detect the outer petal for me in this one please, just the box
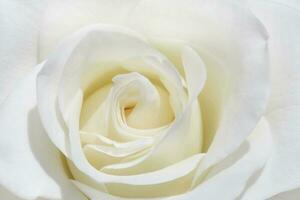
[39,0,142,60]
[0,186,22,200]
[0,65,86,200]
[0,0,144,103]
[242,0,300,199]
[0,0,44,103]
[257,0,300,9]
[166,118,272,200]
[270,189,300,200]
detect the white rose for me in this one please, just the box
[0,0,299,199]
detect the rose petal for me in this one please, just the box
[0,0,44,103]
[0,186,22,200]
[270,188,300,200]
[39,0,143,60]
[263,0,300,9]
[242,1,300,198]
[167,118,272,200]
[0,64,86,200]
[182,46,207,101]
[72,181,125,200]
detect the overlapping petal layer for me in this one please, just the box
[0,64,86,200]
[242,0,300,199]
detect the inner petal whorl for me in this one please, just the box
[80,72,175,136]
[111,72,174,129]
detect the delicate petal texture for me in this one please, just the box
[241,0,300,199]
[0,65,86,200]
[270,189,300,200]
[0,0,143,103]
[0,0,44,103]
[257,0,300,9]
[39,0,142,60]
[73,180,166,200]
[0,186,22,200]
[182,46,207,100]
[73,181,121,200]
[65,89,201,198]
[166,118,272,200]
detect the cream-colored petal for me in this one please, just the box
[72,181,127,200]
[66,90,205,198]
[182,46,207,100]
[269,189,300,200]
[167,118,272,200]
[101,46,205,175]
